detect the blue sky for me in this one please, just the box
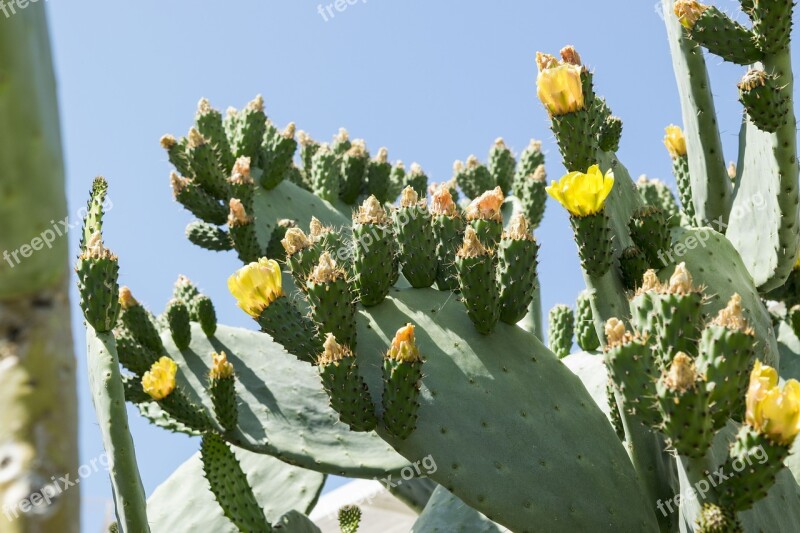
[42,1,792,530]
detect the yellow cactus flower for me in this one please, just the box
[674,0,708,30]
[545,165,614,217]
[663,125,687,158]
[142,357,178,401]
[746,360,800,446]
[536,62,585,116]
[210,352,234,380]
[227,258,284,318]
[387,324,421,363]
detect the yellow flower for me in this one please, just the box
[746,360,800,446]
[142,357,177,400]
[387,324,421,363]
[663,125,687,158]
[674,0,708,30]
[536,62,584,116]
[545,165,614,217]
[227,258,283,318]
[210,352,234,380]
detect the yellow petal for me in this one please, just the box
[142,357,178,401]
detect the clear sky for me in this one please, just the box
[41,1,796,531]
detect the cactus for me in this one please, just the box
[76,4,800,530]
[547,304,574,358]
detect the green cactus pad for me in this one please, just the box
[195,100,235,173]
[340,144,369,204]
[76,253,120,333]
[496,232,539,325]
[382,358,423,440]
[719,427,791,512]
[749,0,793,54]
[337,505,361,533]
[432,213,465,291]
[393,203,438,289]
[229,217,262,264]
[672,154,696,223]
[457,159,495,200]
[352,221,398,307]
[575,290,600,351]
[636,176,681,227]
[738,71,789,133]
[173,177,229,225]
[210,374,238,432]
[697,325,755,429]
[359,288,657,532]
[628,206,671,267]
[455,252,500,335]
[231,98,267,160]
[311,146,342,203]
[676,421,800,531]
[187,134,229,200]
[570,212,613,278]
[148,443,324,533]
[658,228,778,366]
[604,337,660,427]
[412,486,504,532]
[162,135,192,178]
[260,125,297,190]
[514,168,548,230]
[388,162,406,201]
[166,299,192,350]
[689,6,762,65]
[153,322,410,476]
[662,0,732,228]
[272,511,321,532]
[561,351,617,430]
[618,246,648,292]
[468,218,503,249]
[186,221,233,252]
[598,115,623,153]
[366,153,392,203]
[319,355,377,432]
[725,113,799,291]
[696,504,742,533]
[488,139,516,195]
[199,433,271,532]
[192,295,217,337]
[404,165,429,199]
[547,304,574,359]
[656,371,714,458]
[550,109,596,173]
[158,386,214,433]
[115,326,159,376]
[256,296,322,364]
[513,140,544,195]
[86,328,150,532]
[387,478,437,513]
[120,302,165,355]
[307,276,358,351]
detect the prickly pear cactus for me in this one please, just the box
[76,3,800,532]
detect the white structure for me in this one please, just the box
[310,479,417,532]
